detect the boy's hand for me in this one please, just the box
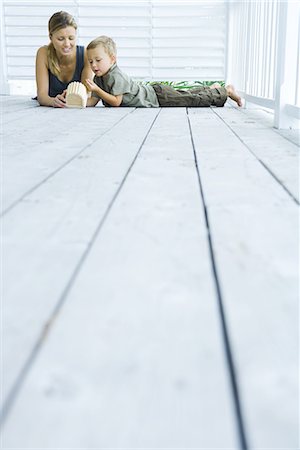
[85,79,98,92]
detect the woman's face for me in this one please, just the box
[50,26,77,57]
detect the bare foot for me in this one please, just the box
[226,84,242,107]
[210,82,222,89]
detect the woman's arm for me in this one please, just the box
[35,46,66,107]
[85,79,123,107]
[81,49,94,88]
[87,96,100,107]
[81,49,95,105]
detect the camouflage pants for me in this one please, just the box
[152,84,227,107]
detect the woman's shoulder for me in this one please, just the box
[37,45,48,55]
[36,45,48,60]
[36,45,49,67]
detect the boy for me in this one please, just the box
[85,36,242,108]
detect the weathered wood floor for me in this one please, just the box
[1,96,299,449]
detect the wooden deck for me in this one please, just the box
[1,96,299,449]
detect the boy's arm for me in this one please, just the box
[86,79,123,107]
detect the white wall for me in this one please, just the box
[0,0,9,94]
[1,0,227,95]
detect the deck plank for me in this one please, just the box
[3,104,54,127]
[2,107,238,448]
[1,96,42,122]
[2,97,297,447]
[2,107,159,404]
[2,106,132,213]
[189,107,298,448]
[213,106,299,203]
[1,95,38,108]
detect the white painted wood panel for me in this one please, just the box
[153,36,225,47]
[2,105,160,406]
[4,4,77,16]
[152,27,225,38]
[214,106,299,202]
[81,27,151,38]
[2,0,227,86]
[1,95,38,112]
[152,3,226,17]
[5,26,47,36]
[1,99,51,124]
[2,102,130,213]
[2,96,297,446]
[79,17,151,27]
[77,4,151,17]
[189,107,298,448]
[153,68,224,80]
[153,57,224,67]
[153,16,224,27]
[2,106,238,448]
[154,47,225,57]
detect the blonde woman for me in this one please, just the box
[35,11,92,107]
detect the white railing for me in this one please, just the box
[227,0,300,129]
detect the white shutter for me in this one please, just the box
[2,0,227,85]
[3,1,77,80]
[152,1,226,80]
[78,1,152,78]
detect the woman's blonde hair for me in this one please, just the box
[48,11,77,77]
[87,36,117,57]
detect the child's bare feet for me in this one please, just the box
[226,84,242,107]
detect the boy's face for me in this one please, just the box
[87,45,116,77]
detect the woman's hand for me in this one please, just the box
[53,92,66,108]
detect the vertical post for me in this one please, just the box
[274,0,299,129]
[243,1,251,107]
[150,0,153,82]
[295,14,300,105]
[0,1,9,95]
[274,1,288,128]
[224,0,230,84]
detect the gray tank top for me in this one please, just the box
[48,45,85,97]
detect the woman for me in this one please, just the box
[35,11,93,107]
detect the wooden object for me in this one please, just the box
[2,97,298,448]
[66,81,87,108]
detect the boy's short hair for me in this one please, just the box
[87,36,117,57]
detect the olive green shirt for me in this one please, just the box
[92,63,159,107]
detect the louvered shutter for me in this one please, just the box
[1,0,227,93]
